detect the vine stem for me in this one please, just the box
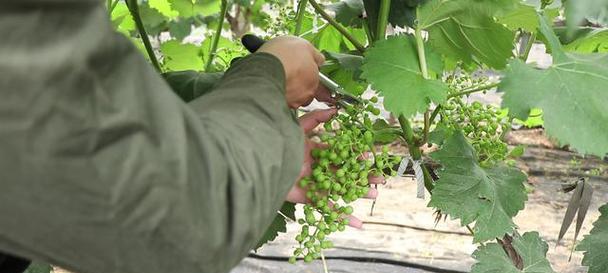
[429,105,441,123]
[398,115,434,192]
[414,26,431,145]
[414,27,429,79]
[308,0,366,53]
[205,0,228,72]
[447,82,500,99]
[294,0,309,35]
[125,0,162,72]
[376,0,391,41]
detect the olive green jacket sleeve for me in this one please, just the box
[0,1,304,273]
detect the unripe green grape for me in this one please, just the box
[304,240,314,248]
[304,254,313,263]
[321,241,334,249]
[314,244,321,252]
[306,214,315,225]
[289,256,297,264]
[370,96,378,103]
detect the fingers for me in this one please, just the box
[368,175,386,185]
[365,187,378,199]
[299,108,338,133]
[312,48,325,66]
[346,215,363,229]
[315,84,335,104]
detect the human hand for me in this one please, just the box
[258,36,333,108]
[286,109,386,229]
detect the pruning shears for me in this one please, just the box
[240,34,362,107]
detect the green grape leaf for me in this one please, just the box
[149,0,179,18]
[325,51,364,71]
[162,71,223,102]
[418,0,516,69]
[322,52,366,95]
[429,10,514,69]
[428,123,455,145]
[305,25,344,52]
[564,29,608,53]
[111,2,135,34]
[497,4,538,32]
[471,232,556,273]
[172,0,216,18]
[327,0,365,27]
[361,35,448,118]
[500,14,608,156]
[497,4,558,33]
[576,203,608,273]
[428,131,528,242]
[24,262,53,273]
[372,119,401,144]
[139,3,170,36]
[160,41,204,71]
[255,202,296,250]
[564,0,608,33]
[168,19,194,40]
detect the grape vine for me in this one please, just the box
[101,1,608,273]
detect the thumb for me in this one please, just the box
[299,108,337,133]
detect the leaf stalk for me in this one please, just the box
[294,0,309,36]
[377,0,391,41]
[205,0,229,72]
[125,0,162,72]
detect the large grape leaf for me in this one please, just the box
[163,71,223,102]
[327,0,365,27]
[172,0,217,18]
[361,35,447,118]
[322,52,366,96]
[418,0,515,69]
[149,0,179,18]
[471,232,556,273]
[564,29,608,53]
[496,3,558,33]
[500,14,608,157]
[304,25,344,52]
[255,202,296,250]
[428,131,528,242]
[139,2,170,36]
[576,204,608,273]
[111,2,136,35]
[160,40,204,71]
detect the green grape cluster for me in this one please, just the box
[289,97,399,264]
[265,3,297,37]
[442,73,510,166]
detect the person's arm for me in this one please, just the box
[0,2,304,273]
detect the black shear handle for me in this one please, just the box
[241,34,266,53]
